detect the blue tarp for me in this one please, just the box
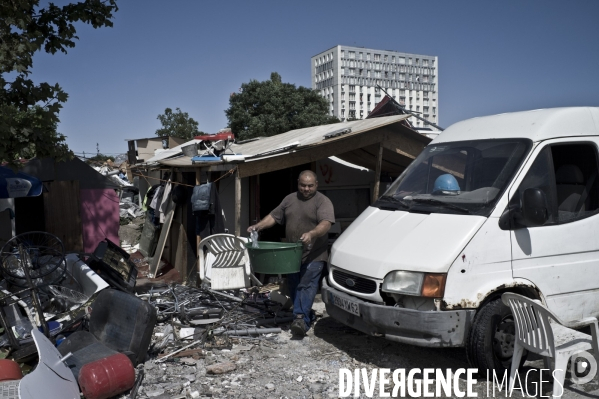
[0,166,43,198]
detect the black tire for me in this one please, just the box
[466,297,526,374]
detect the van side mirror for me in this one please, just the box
[498,188,548,230]
[520,188,549,227]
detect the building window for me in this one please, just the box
[384,55,388,62]
[341,50,344,58]
[367,53,371,60]
[408,58,413,65]
[349,51,355,59]
[374,54,381,61]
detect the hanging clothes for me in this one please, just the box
[191,182,212,213]
[149,186,164,210]
[142,184,161,211]
[158,180,173,223]
[149,185,165,225]
[194,182,225,238]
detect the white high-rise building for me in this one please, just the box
[311,45,438,127]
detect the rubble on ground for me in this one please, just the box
[119,215,145,249]
[0,231,352,399]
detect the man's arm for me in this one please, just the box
[299,220,332,245]
[247,214,277,233]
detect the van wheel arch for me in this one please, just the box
[476,285,541,310]
[465,287,540,374]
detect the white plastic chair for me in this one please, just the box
[502,293,599,398]
[198,234,260,290]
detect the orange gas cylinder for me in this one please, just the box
[78,353,135,399]
[0,359,23,381]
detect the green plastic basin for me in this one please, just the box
[245,241,302,274]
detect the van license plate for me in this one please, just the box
[331,293,360,316]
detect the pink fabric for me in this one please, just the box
[80,189,120,253]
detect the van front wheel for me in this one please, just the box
[466,297,525,374]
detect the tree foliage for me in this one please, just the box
[225,72,339,141]
[155,107,203,139]
[0,0,118,167]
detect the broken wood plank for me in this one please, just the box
[148,199,175,278]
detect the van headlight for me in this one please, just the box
[382,271,447,298]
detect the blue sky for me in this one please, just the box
[31,0,599,156]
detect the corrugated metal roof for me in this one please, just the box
[156,115,411,168]
[144,139,204,164]
[232,115,409,159]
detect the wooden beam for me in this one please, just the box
[235,168,241,236]
[373,143,384,203]
[195,169,201,250]
[148,201,175,278]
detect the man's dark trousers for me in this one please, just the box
[288,260,325,330]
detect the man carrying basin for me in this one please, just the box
[248,170,335,336]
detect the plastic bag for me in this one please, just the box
[250,229,259,248]
[13,318,32,339]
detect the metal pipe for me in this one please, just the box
[213,327,281,336]
[208,289,243,302]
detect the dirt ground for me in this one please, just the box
[117,224,599,399]
[130,295,599,399]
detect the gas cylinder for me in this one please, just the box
[0,359,23,381]
[78,353,135,399]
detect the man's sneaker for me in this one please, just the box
[290,315,307,336]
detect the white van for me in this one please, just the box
[322,107,599,373]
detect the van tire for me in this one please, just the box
[466,297,525,374]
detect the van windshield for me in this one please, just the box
[375,139,532,216]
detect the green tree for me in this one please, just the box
[155,107,204,139]
[0,0,118,168]
[225,72,339,141]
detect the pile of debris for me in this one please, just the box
[93,162,132,188]
[0,232,300,399]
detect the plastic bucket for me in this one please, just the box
[245,242,303,274]
[181,143,198,157]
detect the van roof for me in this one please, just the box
[433,107,599,144]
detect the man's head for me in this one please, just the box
[298,170,318,200]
